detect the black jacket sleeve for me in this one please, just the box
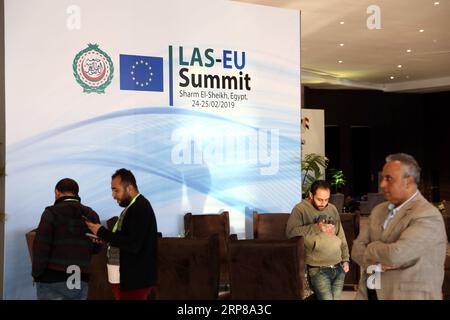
[97,196,154,255]
[32,208,55,280]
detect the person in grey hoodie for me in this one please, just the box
[286,180,350,300]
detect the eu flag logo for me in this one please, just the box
[120,54,163,92]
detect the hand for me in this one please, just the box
[85,220,102,235]
[318,222,335,236]
[342,261,350,273]
[382,264,399,271]
[91,238,105,244]
[326,224,335,236]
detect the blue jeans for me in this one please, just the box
[307,264,345,300]
[36,281,89,300]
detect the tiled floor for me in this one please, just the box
[340,290,357,300]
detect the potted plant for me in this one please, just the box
[301,153,329,198]
[328,168,347,194]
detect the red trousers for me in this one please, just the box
[111,284,153,300]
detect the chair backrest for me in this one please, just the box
[184,211,230,285]
[339,213,360,244]
[360,192,386,215]
[339,212,360,288]
[228,236,305,300]
[368,192,385,208]
[252,211,290,240]
[184,211,230,238]
[156,235,220,299]
[25,230,36,262]
[330,193,345,213]
[107,216,118,231]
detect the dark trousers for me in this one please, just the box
[367,288,378,300]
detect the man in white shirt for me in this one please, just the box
[352,153,447,300]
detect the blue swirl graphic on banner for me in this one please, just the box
[5,106,300,298]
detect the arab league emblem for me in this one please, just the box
[73,43,114,93]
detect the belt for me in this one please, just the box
[307,263,341,269]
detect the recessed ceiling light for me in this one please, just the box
[434,2,440,5]
[397,65,402,68]
[419,29,424,33]
[406,49,412,53]
[338,60,343,63]
[339,43,344,47]
[390,76,395,80]
[340,21,345,25]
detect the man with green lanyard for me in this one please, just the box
[32,178,101,300]
[85,168,158,300]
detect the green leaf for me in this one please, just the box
[301,153,329,194]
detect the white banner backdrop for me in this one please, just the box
[4,0,300,298]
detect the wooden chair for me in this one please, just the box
[106,216,118,231]
[25,230,36,262]
[359,193,385,215]
[228,236,305,299]
[252,211,290,240]
[156,235,220,299]
[184,211,230,287]
[330,193,345,213]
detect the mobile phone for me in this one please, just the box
[85,232,99,239]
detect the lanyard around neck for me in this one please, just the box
[112,193,140,233]
[63,198,79,202]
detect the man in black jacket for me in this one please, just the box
[33,178,101,300]
[86,168,158,300]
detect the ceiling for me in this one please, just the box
[235,0,450,92]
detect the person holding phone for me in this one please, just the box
[286,180,350,300]
[32,178,101,300]
[85,168,158,300]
